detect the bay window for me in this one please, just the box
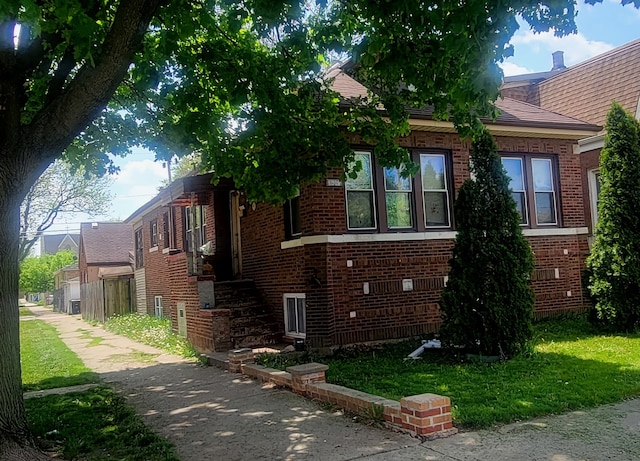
[345,149,454,232]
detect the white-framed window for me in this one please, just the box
[502,157,528,225]
[150,220,158,247]
[154,296,163,318]
[384,166,413,228]
[532,158,557,225]
[420,153,451,228]
[502,154,560,228]
[344,149,454,233]
[185,205,206,252]
[346,152,376,230]
[588,168,602,230]
[283,294,306,338]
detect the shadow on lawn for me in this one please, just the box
[22,371,100,392]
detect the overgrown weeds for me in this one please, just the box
[104,314,198,359]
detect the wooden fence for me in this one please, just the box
[81,277,136,323]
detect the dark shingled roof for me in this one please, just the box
[41,233,80,255]
[80,222,133,265]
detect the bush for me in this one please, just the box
[587,103,640,331]
[439,128,535,358]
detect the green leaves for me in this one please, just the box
[19,250,75,293]
[440,128,535,358]
[5,0,637,206]
[587,103,640,331]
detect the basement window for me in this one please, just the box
[283,294,306,338]
[154,296,163,318]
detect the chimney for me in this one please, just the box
[551,51,566,71]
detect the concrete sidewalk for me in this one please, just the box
[26,303,640,460]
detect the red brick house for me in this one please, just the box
[502,39,640,237]
[125,60,603,353]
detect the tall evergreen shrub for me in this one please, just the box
[439,129,535,358]
[587,102,640,331]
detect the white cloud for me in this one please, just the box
[510,30,614,67]
[499,61,535,77]
[109,158,168,219]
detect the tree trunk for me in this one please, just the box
[0,185,51,460]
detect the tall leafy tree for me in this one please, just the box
[439,129,534,358]
[20,160,112,262]
[0,0,631,458]
[587,103,640,330]
[19,251,75,295]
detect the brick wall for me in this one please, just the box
[240,131,590,348]
[139,207,173,317]
[240,202,307,333]
[167,252,230,353]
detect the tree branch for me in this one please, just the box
[24,0,162,179]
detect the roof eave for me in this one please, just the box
[406,117,601,140]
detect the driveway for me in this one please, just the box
[27,304,640,460]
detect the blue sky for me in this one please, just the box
[42,0,640,240]
[501,0,640,75]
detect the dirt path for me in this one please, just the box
[26,303,640,461]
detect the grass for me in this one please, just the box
[26,386,179,461]
[21,316,179,459]
[76,328,106,347]
[104,313,198,358]
[107,351,159,363]
[259,316,640,429]
[19,306,34,316]
[21,320,99,391]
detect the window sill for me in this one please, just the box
[284,334,306,340]
[162,248,181,255]
[149,246,158,253]
[281,227,589,248]
[187,275,216,284]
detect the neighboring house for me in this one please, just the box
[78,222,135,322]
[40,233,80,256]
[502,40,640,236]
[126,61,601,354]
[52,263,80,314]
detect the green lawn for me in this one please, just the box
[21,320,99,391]
[21,318,179,459]
[26,387,179,461]
[19,306,33,316]
[262,316,640,429]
